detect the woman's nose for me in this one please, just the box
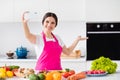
[47,23,51,26]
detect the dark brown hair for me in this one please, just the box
[42,12,58,27]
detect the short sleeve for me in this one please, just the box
[34,34,44,59]
[55,35,65,47]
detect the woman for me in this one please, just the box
[22,11,88,70]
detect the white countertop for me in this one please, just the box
[83,61,120,80]
[4,61,120,80]
[82,70,120,80]
[6,69,120,80]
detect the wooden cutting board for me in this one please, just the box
[61,50,81,59]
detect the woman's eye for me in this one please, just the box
[46,21,49,23]
[51,22,55,24]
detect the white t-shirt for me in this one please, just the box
[34,34,65,59]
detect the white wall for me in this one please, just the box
[0,0,86,57]
[0,21,86,57]
[1,0,120,58]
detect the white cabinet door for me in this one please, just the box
[86,0,120,21]
[49,0,85,21]
[13,0,49,22]
[0,0,13,22]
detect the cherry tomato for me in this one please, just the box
[3,66,10,71]
[62,72,70,78]
[69,70,75,76]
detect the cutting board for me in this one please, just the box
[61,50,81,59]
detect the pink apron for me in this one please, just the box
[35,32,62,70]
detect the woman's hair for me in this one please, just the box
[42,12,58,27]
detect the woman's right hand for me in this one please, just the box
[22,11,29,23]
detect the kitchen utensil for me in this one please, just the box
[86,71,108,77]
[15,46,29,58]
[6,51,14,59]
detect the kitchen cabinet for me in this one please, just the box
[0,0,85,22]
[0,0,13,22]
[13,0,48,22]
[49,0,85,21]
[86,0,120,21]
[13,0,85,22]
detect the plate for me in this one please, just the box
[86,72,108,77]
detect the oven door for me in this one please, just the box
[87,32,120,60]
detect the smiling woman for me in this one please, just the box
[22,11,88,71]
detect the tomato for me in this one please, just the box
[62,72,70,78]
[86,70,106,74]
[3,66,10,71]
[93,70,99,74]
[69,70,75,76]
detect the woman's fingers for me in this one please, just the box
[77,36,88,41]
[80,37,88,40]
[22,11,29,22]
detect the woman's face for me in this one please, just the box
[43,17,56,32]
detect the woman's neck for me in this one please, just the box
[44,31,53,39]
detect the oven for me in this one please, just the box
[87,22,120,60]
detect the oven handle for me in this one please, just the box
[87,31,120,34]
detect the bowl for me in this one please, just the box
[6,52,14,58]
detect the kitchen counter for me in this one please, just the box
[83,60,120,80]
[82,70,120,80]
[6,70,120,80]
[0,56,86,62]
[4,61,120,80]
[0,56,37,62]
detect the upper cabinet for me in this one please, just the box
[86,0,120,22]
[0,0,85,22]
[49,0,85,21]
[13,0,49,22]
[0,0,13,22]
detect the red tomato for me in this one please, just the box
[3,66,10,71]
[69,70,75,76]
[62,72,70,78]
[93,70,99,74]
[86,71,92,74]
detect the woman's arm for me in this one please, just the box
[22,11,36,44]
[62,36,88,55]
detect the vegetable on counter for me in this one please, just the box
[67,71,86,80]
[9,65,20,71]
[91,56,117,74]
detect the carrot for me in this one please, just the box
[67,71,86,80]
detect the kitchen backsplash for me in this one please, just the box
[0,21,86,57]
